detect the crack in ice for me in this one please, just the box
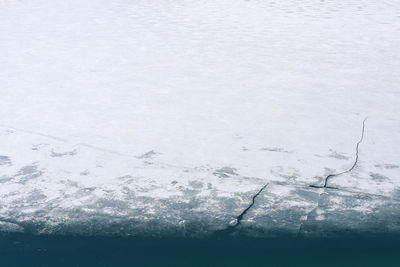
[299,118,367,236]
[310,117,367,189]
[0,125,209,174]
[214,183,268,236]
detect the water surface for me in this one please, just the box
[1,234,399,266]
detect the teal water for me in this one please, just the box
[1,234,399,266]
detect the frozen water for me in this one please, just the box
[0,0,399,237]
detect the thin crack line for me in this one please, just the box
[0,125,209,174]
[214,183,269,236]
[310,117,367,189]
[301,118,368,235]
[234,183,269,227]
[271,180,400,201]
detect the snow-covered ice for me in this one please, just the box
[0,0,400,237]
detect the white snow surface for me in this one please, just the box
[0,0,400,236]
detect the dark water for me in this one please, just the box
[1,234,399,266]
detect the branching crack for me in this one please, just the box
[214,183,269,236]
[310,117,367,189]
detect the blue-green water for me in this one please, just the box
[1,234,399,266]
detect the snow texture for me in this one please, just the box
[1,0,400,237]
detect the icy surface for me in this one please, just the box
[1,0,400,237]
